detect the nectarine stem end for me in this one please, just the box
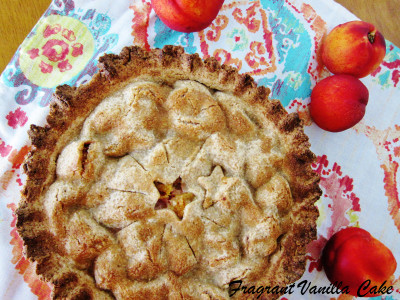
[368,32,376,44]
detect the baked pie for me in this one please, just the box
[17,45,321,299]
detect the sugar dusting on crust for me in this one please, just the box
[17,45,321,299]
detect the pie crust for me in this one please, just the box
[17,45,321,299]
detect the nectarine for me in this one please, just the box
[310,74,369,132]
[322,227,397,297]
[321,21,386,78]
[151,0,225,33]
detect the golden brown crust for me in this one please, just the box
[17,45,321,299]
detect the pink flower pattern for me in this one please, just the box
[27,24,84,74]
[5,108,28,129]
[0,139,12,157]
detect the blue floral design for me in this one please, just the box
[153,17,197,54]
[258,0,313,107]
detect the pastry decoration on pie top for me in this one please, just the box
[17,45,321,299]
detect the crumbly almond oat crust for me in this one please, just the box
[17,45,321,300]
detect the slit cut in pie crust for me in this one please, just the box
[17,45,321,300]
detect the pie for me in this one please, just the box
[17,45,321,299]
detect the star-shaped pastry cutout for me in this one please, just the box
[198,166,225,209]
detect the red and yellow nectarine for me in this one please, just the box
[151,0,225,33]
[310,74,369,132]
[321,21,386,78]
[322,227,397,297]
